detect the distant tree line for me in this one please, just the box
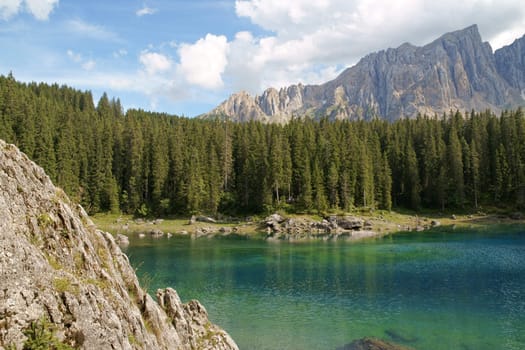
[1,74,525,216]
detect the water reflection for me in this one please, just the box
[126,228,525,350]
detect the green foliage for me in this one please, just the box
[127,334,138,346]
[46,254,62,270]
[53,277,79,296]
[22,317,75,350]
[2,75,525,215]
[136,203,149,218]
[37,213,53,229]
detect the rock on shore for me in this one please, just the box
[263,214,380,241]
[0,140,238,350]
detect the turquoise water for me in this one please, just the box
[124,226,525,350]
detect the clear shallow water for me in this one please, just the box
[124,226,525,350]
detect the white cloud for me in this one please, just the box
[113,49,128,58]
[0,0,57,20]
[119,0,524,112]
[81,59,95,71]
[0,0,22,20]
[139,51,172,75]
[217,0,525,95]
[67,19,119,41]
[67,49,95,71]
[25,0,58,20]
[178,34,229,90]
[66,49,81,62]
[136,5,157,17]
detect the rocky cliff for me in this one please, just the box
[0,139,238,350]
[495,34,525,95]
[202,25,525,123]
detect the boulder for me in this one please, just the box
[219,227,232,234]
[264,213,286,229]
[196,216,217,224]
[337,216,364,230]
[265,213,286,224]
[150,228,164,238]
[115,233,129,246]
[157,288,238,350]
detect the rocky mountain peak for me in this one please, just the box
[201,25,525,123]
[438,24,482,43]
[495,34,525,94]
[0,139,238,350]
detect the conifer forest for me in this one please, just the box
[1,74,525,216]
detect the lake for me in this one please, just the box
[124,226,525,350]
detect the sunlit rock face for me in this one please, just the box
[0,139,238,350]
[202,25,524,123]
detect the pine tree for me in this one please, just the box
[312,156,328,212]
[405,140,421,210]
[447,125,465,207]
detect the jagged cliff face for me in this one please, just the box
[202,25,525,123]
[0,139,238,350]
[495,34,525,95]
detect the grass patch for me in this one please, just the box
[127,334,138,346]
[143,318,154,335]
[197,322,220,347]
[92,213,261,237]
[47,254,62,270]
[53,277,79,296]
[85,278,110,291]
[73,252,84,271]
[91,206,523,241]
[37,213,53,229]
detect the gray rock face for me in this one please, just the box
[0,140,238,350]
[495,34,525,94]
[202,25,525,123]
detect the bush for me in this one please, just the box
[23,317,75,350]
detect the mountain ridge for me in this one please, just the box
[202,25,525,123]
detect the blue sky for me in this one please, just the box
[1,0,525,117]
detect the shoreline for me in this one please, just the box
[92,210,525,242]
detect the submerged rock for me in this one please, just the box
[384,329,418,344]
[150,228,164,238]
[337,337,414,350]
[0,140,238,350]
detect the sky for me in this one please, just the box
[1,0,525,117]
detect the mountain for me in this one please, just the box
[0,139,238,350]
[495,34,525,94]
[202,25,525,123]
